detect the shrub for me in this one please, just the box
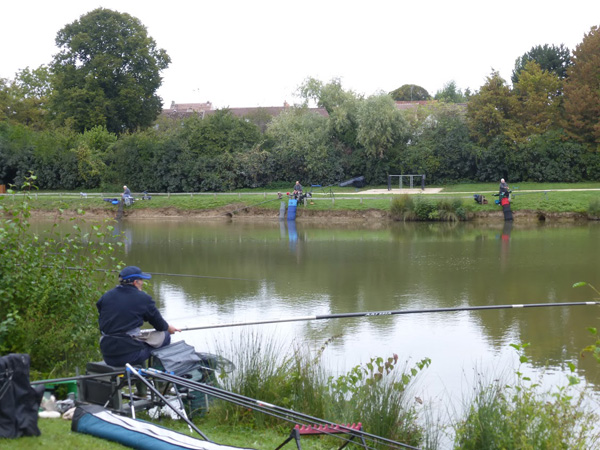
[390,194,415,220]
[213,332,430,447]
[0,174,121,377]
[587,197,600,219]
[453,343,599,449]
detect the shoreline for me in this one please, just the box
[24,206,591,223]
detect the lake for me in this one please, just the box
[95,218,600,407]
[33,216,600,426]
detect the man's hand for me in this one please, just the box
[167,324,180,334]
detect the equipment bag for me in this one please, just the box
[72,404,256,450]
[0,353,44,438]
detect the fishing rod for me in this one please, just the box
[140,367,419,450]
[153,301,600,333]
[36,265,256,282]
[31,371,126,386]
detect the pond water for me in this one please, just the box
[34,217,600,420]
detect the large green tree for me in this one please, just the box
[511,44,571,85]
[563,26,600,147]
[0,67,51,130]
[356,94,407,160]
[466,71,522,146]
[297,77,361,151]
[514,61,562,137]
[389,84,431,101]
[49,8,170,134]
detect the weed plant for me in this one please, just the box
[390,195,468,221]
[211,331,431,448]
[452,343,600,450]
[588,197,600,219]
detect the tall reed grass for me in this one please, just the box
[390,195,467,221]
[210,331,431,448]
[452,343,600,449]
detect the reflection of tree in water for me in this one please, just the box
[115,220,600,387]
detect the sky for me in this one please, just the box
[2,1,599,110]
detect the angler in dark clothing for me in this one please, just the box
[97,266,179,367]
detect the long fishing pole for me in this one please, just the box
[37,265,256,282]
[155,301,600,333]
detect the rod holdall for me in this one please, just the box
[0,354,44,438]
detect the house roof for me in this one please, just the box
[161,101,328,120]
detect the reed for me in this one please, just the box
[452,343,600,449]
[209,331,431,448]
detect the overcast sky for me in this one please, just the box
[2,1,599,109]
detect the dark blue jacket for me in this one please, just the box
[97,284,169,357]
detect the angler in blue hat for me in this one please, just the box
[96,266,180,367]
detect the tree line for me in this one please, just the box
[1,9,599,191]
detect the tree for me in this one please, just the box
[0,67,52,130]
[297,77,361,151]
[514,61,562,137]
[563,26,600,147]
[389,84,431,101]
[511,44,571,85]
[265,107,343,184]
[434,80,467,103]
[356,94,407,159]
[49,8,170,134]
[466,71,522,147]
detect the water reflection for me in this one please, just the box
[28,218,600,405]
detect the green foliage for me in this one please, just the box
[512,43,572,84]
[587,198,600,218]
[434,80,467,103]
[466,71,522,147]
[0,66,52,130]
[265,107,344,185]
[356,94,407,160]
[390,195,415,220]
[213,332,429,447]
[390,195,467,222]
[49,8,170,134]
[563,26,600,147]
[326,355,430,445]
[389,84,431,101]
[0,175,121,377]
[453,343,599,449]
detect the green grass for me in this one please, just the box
[1,415,330,450]
[3,182,600,217]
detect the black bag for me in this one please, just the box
[0,354,44,438]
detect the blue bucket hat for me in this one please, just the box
[119,266,152,280]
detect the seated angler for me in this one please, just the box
[97,266,180,367]
[293,181,303,198]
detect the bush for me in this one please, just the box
[0,175,121,377]
[587,197,600,219]
[213,332,430,447]
[453,343,599,449]
[390,195,415,220]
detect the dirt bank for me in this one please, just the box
[24,205,590,223]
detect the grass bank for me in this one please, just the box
[4,182,600,220]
